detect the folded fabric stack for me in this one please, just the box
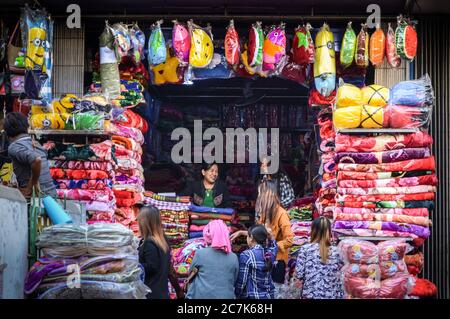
[111,109,148,234]
[25,224,149,299]
[45,140,117,223]
[188,205,237,239]
[143,191,191,247]
[29,94,112,131]
[339,239,415,299]
[90,79,145,108]
[332,131,435,242]
[288,202,313,268]
[315,107,336,219]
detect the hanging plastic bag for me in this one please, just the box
[172,20,190,63]
[395,16,418,61]
[355,24,369,67]
[263,23,286,71]
[386,23,401,68]
[390,74,434,106]
[151,46,182,85]
[292,23,314,65]
[314,23,336,97]
[99,22,120,100]
[340,22,357,68]
[336,82,362,107]
[224,20,240,67]
[129,23,145,63]
[369,24,385,67]
[361,84,389,107]
[111,23,131,59]
[188,20,214,68]
[148,20,167,66]
[247,21,264,67]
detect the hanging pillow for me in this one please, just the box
[148,20,167,66]
[340,22,357,68]
[355,24,369,67]
[188,20,214,68]
[395,17,418,61]
[172,20,190,63]
[369,24,385,67]
[224,19,240,67]
[247,21,264,67]
[314,23,336,97]
[292,23,315,65]
[263,23,286,71]
[386,23,401,68]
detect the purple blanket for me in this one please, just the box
[332,220,430,238]
[335,148,430,164]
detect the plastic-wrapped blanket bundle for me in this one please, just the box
[338,239,415,299]
[333,76,433,130]
[26,224,149,299]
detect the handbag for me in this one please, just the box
[271,260,287,284]
[183,266,199,293]
[7,21,25,75]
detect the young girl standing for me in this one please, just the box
[235,224,278,299]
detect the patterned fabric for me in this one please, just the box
[336,200,434,210]
[335,207,429,217]
[337,170,433,181]
[50,168,112,180]
[188,205,235,215]
[334,212,431,227]
[337,185,437,195]
[56,189,115,203]
[337,174,438,188]
[143,197,191,211]
[49,160,114,171]
[45,141,114,162]
[336,192,436,202]
[235,241,278,299]
[279,173,296,208]
[332,220,430,238]
[54,179,113,190]
[295,243,344,299]
[337,157,436,173]
[335,131,433,153]
[334,148,431,164]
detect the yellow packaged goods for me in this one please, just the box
[30,113,70,130]
[188,21,214,68]
[361,85,390,107]
[360,105,384,128]
[336,83,362,107]
[333,106,362,129]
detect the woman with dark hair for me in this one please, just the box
[235,224,278,299]
[257,156,295,209]
[181,162,230,208]
[231,179,294,294]
[138,205,184,299]
[3,112,56,197]
[295,216,344,299]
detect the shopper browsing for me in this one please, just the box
[185,219,239,299]
[231,179,294,295]
[137,205,184,299]
[3,112,56,197]
[235,224,278,299]
[181,162,231,208]
[295,216,344,299]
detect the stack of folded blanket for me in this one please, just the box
[111,109,148,235]
[45,140,117,224]
[143,191,191,247]
[332,131,436,242]
[188,205,237,239]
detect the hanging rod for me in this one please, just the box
[52,14,399,22]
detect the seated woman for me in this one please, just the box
[181,162,230,208]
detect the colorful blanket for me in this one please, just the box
[336,192,436,202]
[56,189,115,203]
[336,200,434,210]
[49,160,114,171]
[54,179,113,190]
[334,212,430,227]
[337,170,433,181]
[338,185,437,195]
[337,157,435,173]
[335,206,429,217]
[335,131,433,153]
[189,213,234,222]
[188,205,235,215]
[45,141,114,162]
[50,168,112,180]
[333,220,430,238]
[337,174,438,188]
[335,148,430,164]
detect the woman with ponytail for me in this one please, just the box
[295,216,344,299]
[235,224,278,299]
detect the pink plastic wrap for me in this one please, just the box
[338,239,379,264]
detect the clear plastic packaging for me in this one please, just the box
[361,85,389,107]
[340,22,357,68]
[172,20,190,63]
[389,74,434,107]
[355,24,369,67]
[336,82,362,107]
[386,23,401,68]
[369,24,385,67]
[188,20,214,68]
[314,23,336,97]
[148,20,166,66]
[224,20,240,67]
[292,23,314,65]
